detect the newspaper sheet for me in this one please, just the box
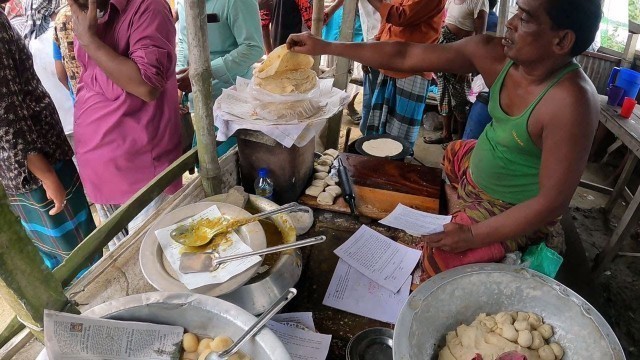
[43,310,183,360]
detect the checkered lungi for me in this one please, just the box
[7,159,97,269]
[437,26,471,121]
[366,74,430,146]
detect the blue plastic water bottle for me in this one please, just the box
[254,168,274,199]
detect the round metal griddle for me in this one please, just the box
[393,263,625,360]
[354,134,413,160]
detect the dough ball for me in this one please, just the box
[549,342,564,359]
[324,176,338,186]
[314,165,330,173]
[317,158,333,166]
[501,323,518,342]
[496,312,514,325]
[305,185,323,197]
[539,345,556,360]
[317,191,336,205]
[517,330,533,348]
[439,345,456,360]
[528,313,543,329]
[287,207,314,235]
[510,312,519,321]
[325,185,342,197]
[228,353,250,360]
[181,352,198,360]
[211,336,234,352]
[197,338,214,354]
[183,333,199,353]
[319,155,334,162]
[323,149,339,158]
[313,172,329,180]
[311,179,327,188]
[530,330,545,350]
[481,316,497,331]
[198,350,212,360]
[514,320,531,331]
[537,324,553,340]
[516,312,530,322]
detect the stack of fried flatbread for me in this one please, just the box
[253,45,317,95]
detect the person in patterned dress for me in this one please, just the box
[0,5,96,269]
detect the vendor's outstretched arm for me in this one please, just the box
[287,32,504,79]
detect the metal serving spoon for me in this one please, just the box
[170,202,305,247]
[179,235,326,273]
[205,288,297,360]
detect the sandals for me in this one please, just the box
[347,108,362,124]
[422,135,452,145]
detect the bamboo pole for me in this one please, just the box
[325,0,357,149]
[311,0,325,74]
[185,0,223,197]
[0,187,72,341]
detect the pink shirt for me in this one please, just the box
[74,0,182,205]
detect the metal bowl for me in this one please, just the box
[394,264,625,360]
[139,202,267,297]
[38,292,291,360]
[347,327,394,360]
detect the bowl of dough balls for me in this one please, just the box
[393,263,625,360]
[79,292,290,360]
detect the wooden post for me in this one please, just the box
[311,0,325,74]
[496,0,510,36]
[621,33,639,68]
[326,0,357,149]
[0,187,71,341]
[185,0,223,196]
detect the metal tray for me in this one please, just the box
[38,292,291,360]
[347,327,394,360]
[139,202,267,297]
[393,263,625,360]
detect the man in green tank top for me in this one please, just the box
[286,0,601,278]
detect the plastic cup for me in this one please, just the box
[620,97,637,119]
[607,85,625,106]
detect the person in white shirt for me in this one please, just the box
[424,0,488,145]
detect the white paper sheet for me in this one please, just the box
[155,206,261,290]
[271,312,316,332]
[214,78,349,148]
[379,203,452,236]
[323,259,410,324]
[334,225,421,293]
[266,321,331,360]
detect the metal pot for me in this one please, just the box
[38,292,291,360]
[394,264,625,360]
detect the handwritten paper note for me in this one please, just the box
[334,225,421,293]
[266,321,331,360]
[323,259,410,324]
[155,206,261,290]
[379,203,452,236]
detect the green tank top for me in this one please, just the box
[468,60,580,204]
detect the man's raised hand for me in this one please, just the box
[286,32,328,56]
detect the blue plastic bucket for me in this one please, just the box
[608,67,640,106]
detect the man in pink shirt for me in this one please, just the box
[69,0,182,249]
